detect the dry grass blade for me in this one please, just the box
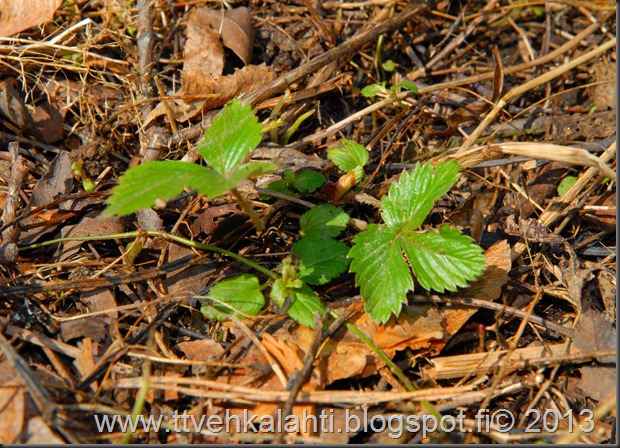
[451,142,616,180]
[422,343,614,380]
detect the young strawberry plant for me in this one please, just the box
[348,160,486,323]
[325,138,369,201]
[200,204,350,328]
[361,79,418,100]
[103,99,278,230]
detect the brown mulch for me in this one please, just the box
[0,0,616,444]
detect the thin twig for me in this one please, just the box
[410,295,574,338]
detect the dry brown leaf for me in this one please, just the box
[201,7,255,65]
[162,245,217,301]
[573,308,616,364]
[0,383,24,444]
[0,0,62,37]
[183,63,275,101]
[579,365,616,402]
[32,101,64,143]
[146,64,275,124]
[438,239,512,338]
[184,9,225,79]
[596,268,616,323]
[0,81,37,133]
[60,317,108,342]
[81,288,118,319]
[72,337,95,386]
[18,152,75,245]
[178,339,225,361]
[588,58,616,111]
[253,333,317,437]
[573,308,616,402]
[0,81,64,142]
[291,302,447,384]
[21,415,65,444]
[56,211,126,261]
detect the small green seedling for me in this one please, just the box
[200,204,350,328]
[381,59,396,72]
[325,138,369,201]
[348,160,486,323]
[103,99,278,230]
[361,80,418,101]
[263,168,326,197]
[71,160,96,192]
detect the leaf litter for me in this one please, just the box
[0,0,616,444]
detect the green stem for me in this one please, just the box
[329,310,441,420]
[231,187,264,233]
[120,358,151,444]
[20,230,275,279]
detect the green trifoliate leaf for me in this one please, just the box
[299,205,350,239]
[196,99,263,175]
[390,80,418,93]
[200,274,264,321]
[327,139,369,174]
[381,160,461,229]
[292,238,350,285]
[291,170,326,193]
[285,282,326,328]
[227,162,279,187]
[400,225,485,292]
[361,82,387,98]
[348,224,413,324]
[104,161,226,216]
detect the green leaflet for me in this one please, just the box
[103,161,227,217]
[104,100,275,217]
[381,160,461,229]
[400,225,485,292]
[348,224,413,324]
[200,274,265,321]
[196,99,263,174]
[285,282,326,328]
[299,204,350,239]
[327,139,369,174]
[292,238,350,285]
[390,80,418,93]
[291,170,326,193]
[361,82,387,98]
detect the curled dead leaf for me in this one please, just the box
[146,65,275,124]
[184,9,225,79]
[201,7,255,65]
[0,0,62,37]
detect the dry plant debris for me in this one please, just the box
[0,0,616,444]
